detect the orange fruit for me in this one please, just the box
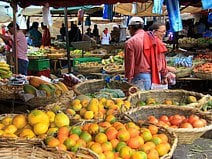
[80,131,92,143]
[147,149,159,159]
[99,153,106,159]
[140,142,155,154]
[141,131,152,142]
[76,139,86,147]
[82,123,91,132]
[125,122,138,129]
[99,122,111,130]
[64,138,76,150]
[119,146,132,159]
[87,141,95,148]
[151,136,162,145]
[111,139,119,149]
[105,127,118,140]
[70,126,82,136]
[79,108,87,116]
[127,136,144,149]
[105,99,115,108]
[105,115,116,124]
[90,142,103,154]
[157,134,168,143]
[47,137,60,147]
[69,134,79,141]
[116,141,127,152]
[117,129,130,141]
[95,132,108,144]
[58,134,68,144]
[84,111,94,119]
[148,125,158,135]
[58,126,69,137]
[127,127,140,138]
[57,143,67,151]
[102,141,113,152]
[81,99,89,107]
[88,123,99,135]
[104,150,115,159]
[130,151,147,159]
[155,143,169,156]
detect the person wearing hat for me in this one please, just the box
[0,22,28,75]
[124,17,169,90]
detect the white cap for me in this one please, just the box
[128,17,144,26]
[112,24,119,28]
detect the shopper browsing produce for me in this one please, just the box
[124,18,171,90]
[0,22,28,75]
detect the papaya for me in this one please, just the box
[29,76,50,88]
[38,84,54,97]
[23,84,37,96]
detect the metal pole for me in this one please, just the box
[11,2,18,74]
[64,7,71,73]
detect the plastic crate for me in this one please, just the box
[73,57,102,67]
[28,59,50,71]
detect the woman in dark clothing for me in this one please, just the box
[68,24,82,45]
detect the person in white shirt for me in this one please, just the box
[101,28,111,45]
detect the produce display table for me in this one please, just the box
[173,138,212,159]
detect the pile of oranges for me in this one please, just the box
[146,114,207,129]
[46,121,172,159]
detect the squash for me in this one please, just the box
[29,76,50,88]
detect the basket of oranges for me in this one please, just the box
[126,105,212,144]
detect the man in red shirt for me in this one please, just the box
[124,17,169,90]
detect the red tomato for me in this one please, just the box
[180,122,193,128]
[188,115,200,124]
[159,115,169,123]
[192,120,205,128]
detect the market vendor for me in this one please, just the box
[0,22,28,75]
[124,18,173,90]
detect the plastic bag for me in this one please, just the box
[42,3,52,26]
[151,83,168,90]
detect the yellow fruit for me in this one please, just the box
[0,123,5,129]
[12,114,27,129]
[19,128,35,138]
[84,111,94,120]
[47,127,58,136]
[0,130,4,136]
[72,103,82,111]
[4,124,17,134]
[79,108,87,116]
[2,117,12,126]
[66,109,76,116]
[46,111,55,122]
[88,123,99,135]
[87,103,98,113]
[71,99,81,106]
[54,112,70,128]
[2,133,18,138]
[81,99,89,107]
[89,98,99,106]
[95,133,108,144]
[28,110,49,126]
[33,122,49,135]
[124,101,131,109]
[119,146,132,159]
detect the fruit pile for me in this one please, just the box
[0,61,12,79]
[66,98,131,120]
[0,109,69,139]
[193,62,212,74]
[45,121,173,159]
[23,76,69,97]
[136,96,197,107]
[145,114,207,129]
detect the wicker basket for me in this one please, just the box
[72,79,135,99]
[76,65,103,74]
[0,114,42,148]
[25,90,75,109]
[194,72,212,80]
[127,89,208,109]
[0,85,23,100]
[126,105,212,144]
[0,146,70,159]
[103,63,124,75]
[175,68,192,78]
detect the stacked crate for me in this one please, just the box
[27,59,50,77]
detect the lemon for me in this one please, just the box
[54,112,70,128]
[12,114,27,129]
[33,122,49,135]
[28,110,49,126]
[46,111,55,122]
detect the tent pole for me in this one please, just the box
[11,2,18,74]
[64,7,71,73]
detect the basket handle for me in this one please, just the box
[128,86,139,95]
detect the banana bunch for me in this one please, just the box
[174,56,193,68]
[0,61,12,79]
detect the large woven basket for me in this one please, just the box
[126,106,212,144]
[0,114,42,148]
[194,71,212,80]
[127,89,208,109]
[0,146,70,159]
[175,68,192,78]
[0,84,23,100]
[73,79,135,99]
[25,90,75,109]
[76,65,103,74]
